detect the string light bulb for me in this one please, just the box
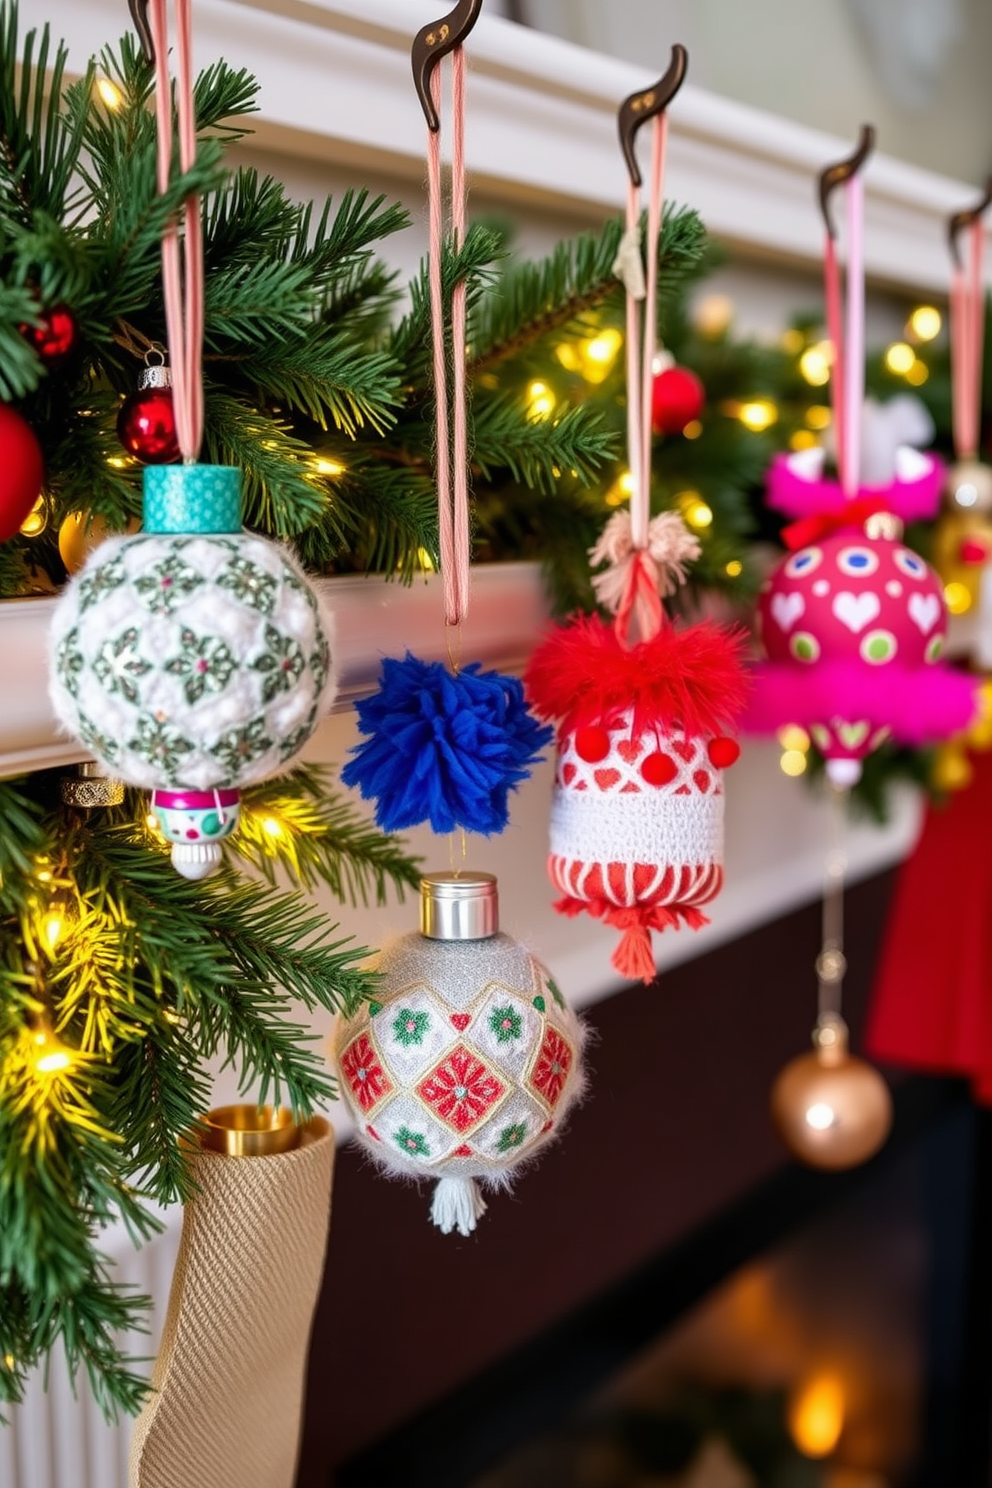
[526,381,554,421]
[580,329,622,383]
[799,342,833,386]
[780,748,808,777]
[95,77,124,110]
[31,1026,73,1076]
[19,494,47,537]
[944,581,972,615]
[738,399,778,431]
[908,305,941,342]
[884,341,915,376]
[788,1375,845,1457]
[314,457,345,477]
[261,816,284,840]
[680,495,713,529]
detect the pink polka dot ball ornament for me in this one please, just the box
[749,510,977,786]
[48,464,335,878]
[334,872,585,1237]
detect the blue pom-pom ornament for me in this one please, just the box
[341,655,553,834]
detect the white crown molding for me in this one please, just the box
[43,0,989,292]
[0,563,548,779]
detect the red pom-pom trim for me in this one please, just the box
[641,752,678,786]
[707,736,741,769]
[526,612,749,740]
[574,725,611,763]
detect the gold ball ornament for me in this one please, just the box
[58,510,140,574]
[771,1015,892,1170]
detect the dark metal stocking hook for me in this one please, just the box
[617,44,688,187]
[818,124,875,239]
[948,177,992,268]
[128,0,156,64]
[412,0,484,132]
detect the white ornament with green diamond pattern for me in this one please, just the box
[48,465,335,877]
[334,872,586,1236]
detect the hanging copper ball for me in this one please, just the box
[771,1017,892,1170]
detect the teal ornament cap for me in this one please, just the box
[143,464,242,535]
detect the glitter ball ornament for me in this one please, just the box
[20,304,78,365]
[651,364,705,436]
[335,872,585,1236]
[771,1014,892,1170]
[526,609,747,983]
[751,517,976,786]
[49,464,335,877]
[0,402,44,542]
[117,362,180,464]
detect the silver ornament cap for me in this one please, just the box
[420,871,498,941]
[137,361,172,391]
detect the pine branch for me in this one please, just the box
[238,766,423,902]
[472,392,616,494]
[469,207,705,373]
[202,389,329,538]
[235,325,402,435]
[0,6,91,225]
[294,460,440,579]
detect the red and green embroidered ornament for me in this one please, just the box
[525,512,748,984]
[334,872,585,1236]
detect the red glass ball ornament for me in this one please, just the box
[117,385,180,464]
[574,725,611,763]
[21,305,78,364]
[0,402,44,542]
[651,365,705,436]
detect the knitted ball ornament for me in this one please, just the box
[341,654,552,836]
[49,465,335,876]
[334,873,585,1236]
[526,609,748,983]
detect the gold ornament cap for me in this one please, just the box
[200,1104,301,1157]
[61,761,125,808]
[420,871,498,941]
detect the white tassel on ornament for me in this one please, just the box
[430,1176,489,1237]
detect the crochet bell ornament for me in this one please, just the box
[526,512,748,985]
[334,871,585,1236]
[49,465,335,878]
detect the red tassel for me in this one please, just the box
[612,925,657,984]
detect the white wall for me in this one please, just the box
[520,0,992,185]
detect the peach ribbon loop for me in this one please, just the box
[147,0,204,463]
[412,0,485,629]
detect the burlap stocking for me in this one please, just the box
[130,1116,333,1488]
